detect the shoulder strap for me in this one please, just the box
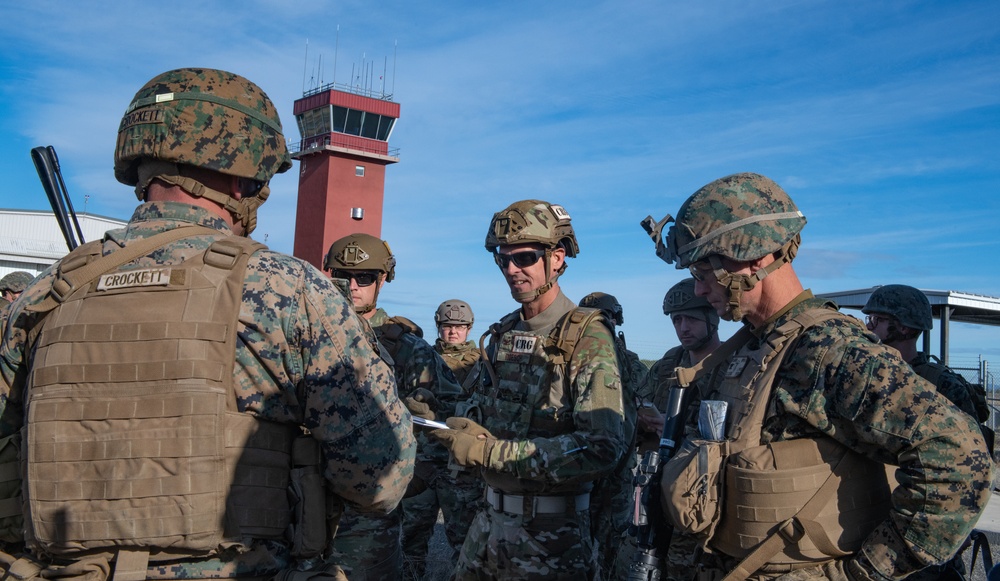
[552,307,603,365]
[27,225,218,314]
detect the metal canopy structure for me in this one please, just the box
[816,287,1000,365]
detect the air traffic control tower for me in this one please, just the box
[290,83,399,270]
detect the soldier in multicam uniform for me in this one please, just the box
[434,299,480,387]
[577,291,649,579]
[323,234,463,581]
[431,200,627,580]
[862,284,992,581]
[630,278,721,581]
[0,68,415,581]
[642,172,990,580]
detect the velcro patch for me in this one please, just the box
[724,356,749,378]
[511,335,537,354]
[120,108,164,131]
[97,268,172,291]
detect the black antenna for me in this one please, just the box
[302,39,309,94]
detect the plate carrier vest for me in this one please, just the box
[22,229,296,561]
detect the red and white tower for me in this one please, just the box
[290,84,399,270]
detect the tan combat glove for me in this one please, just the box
[404,387,439,421]
[431,417,496,468]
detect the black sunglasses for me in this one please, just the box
[329,269,380,287]
[494,249,546,269]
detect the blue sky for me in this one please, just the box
[1,1,998,363]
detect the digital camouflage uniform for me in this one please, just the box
[642,173,992,581]
[0,202,417,579]
[327,307,463,580]
[455,291,627,580]
[702,294,992,580]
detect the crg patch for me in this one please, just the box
[511,335,537,354]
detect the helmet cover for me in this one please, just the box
[485,199,579,256]
[0,271,34,294]
[667,173,806,268]
[862,284,933,331]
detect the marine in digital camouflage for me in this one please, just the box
[700,295,992,580]
[0,201,416,579]
[646,173,991,580]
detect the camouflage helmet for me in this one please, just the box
[324,233,396,282]
[862,284,933,331]
[641,173,806,322]
[579,292,624,326]
[435,299,474,327]
[663,278,719,326]
[0,271,34,294]
[114,68,292,234]
[485,200,579,257]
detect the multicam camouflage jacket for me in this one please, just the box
[467,291,627,494]
[745,294,991,579]
[0,201,416,578]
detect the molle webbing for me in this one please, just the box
[707,307,891,574]
[24,234,294,558]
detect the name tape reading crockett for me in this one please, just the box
[97,268,172,291]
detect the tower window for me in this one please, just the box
[355,165,365,177]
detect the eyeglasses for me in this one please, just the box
[688,263,715,282]
[494,249,546,269]
[329,269,380,287]
[865,314,890,327]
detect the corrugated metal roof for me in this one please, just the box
[0,209,126,277]
[818,287,1000,327]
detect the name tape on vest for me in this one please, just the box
[97,268,173,291]
[512,335,537,354]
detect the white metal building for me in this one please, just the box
[0,209,126,280]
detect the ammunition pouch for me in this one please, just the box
[660,438,728,540]
[288,436,326,559]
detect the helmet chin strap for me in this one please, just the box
[135,161,269,235]
[707,236,801,323]
[354,277,384,315]
[510,250,567,303]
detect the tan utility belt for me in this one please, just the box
[485,485,589,516]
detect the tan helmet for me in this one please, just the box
[579,292,624,326]
[114,68,292,235]
[435,299,474,327]
[642,173,805,322]
[324,233,396,281]
[663,278,719,345]
[486,199,578,303]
